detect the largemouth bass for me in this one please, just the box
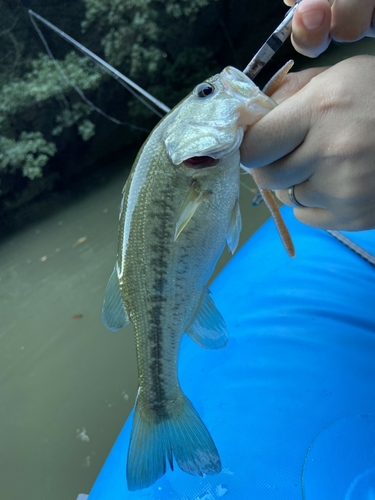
[102,66,277,491]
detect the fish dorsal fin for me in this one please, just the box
[102,267,130,331]
[226,198,242,254]
[174,181,210,241]
[186,288,228,349]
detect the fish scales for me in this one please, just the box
[102,66,277,490]
[125,139,238,409]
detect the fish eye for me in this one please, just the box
[196,83,215,98]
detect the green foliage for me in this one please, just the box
[0,49,104,187]
[0,132,57,180]
[0,0,219,189]
[81,0,217,75]
[0,52,103,126]
[165,0,215,17]
[81,0,160,73]
[52,102,93,136]
[0,0,249,214]
[78,119,96,141]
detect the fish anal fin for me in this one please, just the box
[102,267,130,331]
[187,288,228,349]
[127,392,221,491]
[226,198,242,254]
[174,181,210,241]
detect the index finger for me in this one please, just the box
[291,0,332,58]
[240,68,324,169]
[331,0,375,41]
[270,66,328,104]
[240,97,308,169]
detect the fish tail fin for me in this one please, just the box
[127,392,221,491]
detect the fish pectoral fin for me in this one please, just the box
[102,267,130,331]
[187,288,228,349]
[174,181,210,241]
[226,198,242,254]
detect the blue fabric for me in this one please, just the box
[88,208,375,500]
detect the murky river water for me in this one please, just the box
[1,38,375,500]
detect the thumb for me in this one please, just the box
[291,0,331,57]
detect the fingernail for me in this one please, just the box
[301,10,325,30]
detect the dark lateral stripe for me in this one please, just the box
[146,191,175,409]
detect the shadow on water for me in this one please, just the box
[1,35,375,500]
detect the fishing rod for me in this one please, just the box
[244,0,304,79]
[28,9,170,118]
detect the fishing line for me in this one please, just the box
[28,9,168,117]
[327,230,375,268]
[28,10,162,132]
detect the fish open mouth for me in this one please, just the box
[183,156,219,169]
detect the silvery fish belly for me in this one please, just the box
[102,66,276,491]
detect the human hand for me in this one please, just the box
[284,0,375,57]
[240,55,375,231]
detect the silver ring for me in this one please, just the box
[288,185,306,208]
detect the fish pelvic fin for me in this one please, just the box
[102,267,130,331]
[174,181,210,241]
[127,392,222,491]
[187,288,228,349]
